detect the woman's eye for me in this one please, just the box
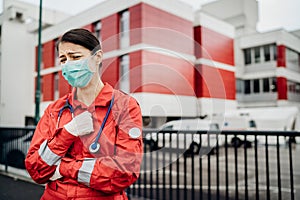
[72,55,82,60]
[60,58,66,64]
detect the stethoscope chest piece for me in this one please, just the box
[89,142,100,154]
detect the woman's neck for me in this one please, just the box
[77,80,104,106]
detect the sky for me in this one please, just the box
[1,0,300,33]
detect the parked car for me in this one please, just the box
[144,119,222,155]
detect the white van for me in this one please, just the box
[217,114,257,147]
[144,119,222,155]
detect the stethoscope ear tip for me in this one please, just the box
[89,142,100,153]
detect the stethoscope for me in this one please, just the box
[56,95,115,153]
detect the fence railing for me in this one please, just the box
[0,127,35,170]
[0,127,299,200]
[131,129,299,200]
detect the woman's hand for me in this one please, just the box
[64,111,94,136]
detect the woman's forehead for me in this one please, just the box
[58,42,89,55]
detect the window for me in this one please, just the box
[272,44,277,60]
[93,21,102,42]
[54,39,60,67]
[254,47,261,63]
[263,78,270,92]
[253,79,260,93]
[244,44,277,65]
[120,10,130,48]
[271,78,277,92]
[236,79,243,94]
[54,72,59,100]
[286,48,300,68]
[296,83,300,94]
[244,48,251,65]
[263,45,271,61]
[244,80,251,94]
[119,55,130,93]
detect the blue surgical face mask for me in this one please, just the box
[62,57,94,88]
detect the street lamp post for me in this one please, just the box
[34,0,42,125]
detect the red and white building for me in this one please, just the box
[34,0,236,127]
[0,0,299,127]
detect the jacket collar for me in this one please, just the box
[69,83,114,110]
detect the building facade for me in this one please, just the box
[235,30,300,108]
[0,0,299,127]
[31,0,236,128]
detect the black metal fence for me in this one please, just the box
[130,130,299,200]
[0,127,35,170]
[0,127,299,200]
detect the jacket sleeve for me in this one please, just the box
[25,106,77,184]
[59,97,143,194]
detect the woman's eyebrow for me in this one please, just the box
[59,51,82,58]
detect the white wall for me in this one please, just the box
[0,19,35,126]
[0,0,69,126]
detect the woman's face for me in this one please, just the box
[58,42,91,65]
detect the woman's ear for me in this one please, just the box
[95,50,103,65]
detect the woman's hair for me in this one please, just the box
[57,28,101,54]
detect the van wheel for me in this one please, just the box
[231,137,242,148]
[244,140,252,148]
[184,142,200,157]
[145,139,158,152]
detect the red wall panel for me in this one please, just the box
[194,26,201,58]
[102,57,119,88]
[195,64,235,100]
[194,26,234,66]
[82,24,93,32]
[129,5,142,45]
[129,3,194,56]
[277,77,287,100]
[59,72,71,98]
[42,74,54,101]
[277,45,286,67]
[102,14,120,52]
[129,51,142,93]
[141,51,195,96]
[43,40,55,69]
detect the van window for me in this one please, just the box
[209,123,219,130]
[162,125,173,130]
[249,120,256,128]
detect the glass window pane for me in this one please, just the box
[272,44,277,60]
[120,10,129,48]
[264,45,271,62]
[93,21,101,41]
[253,79,260,93]
[263,78,270,92]
[244,48,251,65]
[236,79,243,93]
[254,47,261,63]
[244,80,251,94]
[119,55,130,93]
[286,48,298,65]
[271,77,277,92]
[54,73,59,100]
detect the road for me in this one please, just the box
[0,174,44,200]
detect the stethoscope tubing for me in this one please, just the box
[56,95,114,153]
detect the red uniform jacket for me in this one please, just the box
[25,83,143,200]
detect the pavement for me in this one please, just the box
[0,171,145,200]
[0,173,44,200]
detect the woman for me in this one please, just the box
[25,28,143,200]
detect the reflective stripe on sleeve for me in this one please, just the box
[78,158,96,187]
[38,140,61,166]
